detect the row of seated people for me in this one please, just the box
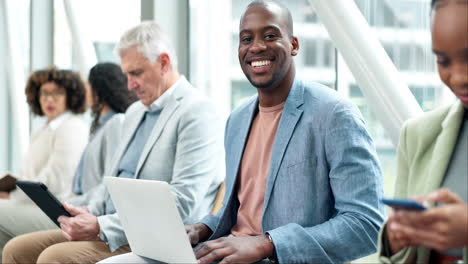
[0,0,466,263]
[0,63,137,251]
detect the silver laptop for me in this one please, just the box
[103,177,197,263]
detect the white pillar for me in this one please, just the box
[0,0,10,172]
[309,0,422,145]
[29,0,54,135]
[63,0,97,79]
[30,0,54,71]
[1,0,30,172]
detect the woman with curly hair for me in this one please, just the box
[0,63,136,259]
[0,67,88,261]
[0,67,88,203]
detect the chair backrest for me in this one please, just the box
[210,182,225,215]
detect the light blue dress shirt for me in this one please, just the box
[104,109,161,214]
[72,110,116,194]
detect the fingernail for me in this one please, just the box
[390,222,399,230]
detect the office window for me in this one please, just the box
[54,0,140,69]
[0,0,30,173]
[349,0,445,196]
[54,0,72,69]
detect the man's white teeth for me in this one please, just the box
[251,60,271,67]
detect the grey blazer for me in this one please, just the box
[87,77,225,251]
[202,77,385,263]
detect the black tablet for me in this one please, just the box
[16,181,71,227]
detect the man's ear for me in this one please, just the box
[291,36,299,56]
[158,53,171,73]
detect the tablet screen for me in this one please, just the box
[16,181,71,226]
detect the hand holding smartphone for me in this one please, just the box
[382,198,427,211]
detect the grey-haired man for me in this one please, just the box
[2,21,224,264]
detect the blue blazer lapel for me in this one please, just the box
[262,80,304,215]
[225,98,259,202]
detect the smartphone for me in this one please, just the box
[381,198,427,211]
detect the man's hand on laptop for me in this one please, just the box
[194,235,273,264]
[57,203,101,241]
[185,223,212,245]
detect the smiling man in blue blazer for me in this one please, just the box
[101,1,386,263]
[190,1,385,263]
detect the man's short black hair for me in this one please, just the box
[431,0,467,9]
[243,0,294,38]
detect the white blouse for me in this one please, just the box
[10,112,89,204]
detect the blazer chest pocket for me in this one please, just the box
[277,157,318,188]
[272,157,320,220]
[286,156,317,175]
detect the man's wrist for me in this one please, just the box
[195,223,213,242]
[263,233,277,263]
[98,228,107,243]
[96,216,106,242]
